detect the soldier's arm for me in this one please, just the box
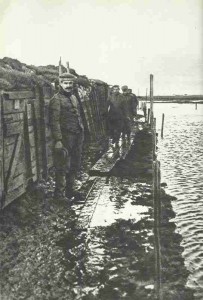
[135,95,138,106]
[49,98,63,142]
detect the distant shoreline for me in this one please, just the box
[138,95,203,103]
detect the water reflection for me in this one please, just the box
[75,178,156,300]
[90,179,150,227]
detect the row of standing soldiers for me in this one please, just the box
[107,85,138,146]
[49,74,138,203]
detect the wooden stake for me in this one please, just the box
[161,113,165,138]
[153,160,162,300]
[147,108,150,124]
[153,118,156,159]
[66,61,70,73]
[195,103,197,110]
[59,56,62,77]
[150,74,154,126]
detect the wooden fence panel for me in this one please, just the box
[24,103,38,183]
[44,96,54,174]
[2,92,26,207]
[32,96,43,179]
[89,88,102,139]
[0,82,109,208]
[82,96,97,141]
[1,90,39,207]
[35,87,48,179]
[3,90,35,100]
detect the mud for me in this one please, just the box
[0,129,195,300]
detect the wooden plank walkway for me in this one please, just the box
[75,120,147,230]
[89,124,140,176]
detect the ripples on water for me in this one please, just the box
[154,103,203,299]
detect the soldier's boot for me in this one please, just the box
[54,172,70,203]
[66,173,85,202]
[65,173,75,198]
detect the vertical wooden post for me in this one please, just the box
[66,61,70,73]
[24,103,32,182]
[153,160,162,300]
[161,113,165,138]
[147,108,150,124]
[150,74,154,127]
[195,103,197,110]
[59,57,62,77]
[153,118,156,158]
[36,86,48,179]
[24,102,38,183]
[157,161,161,227]
[32,88,43,180]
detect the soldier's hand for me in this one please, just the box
[55,141,63,149]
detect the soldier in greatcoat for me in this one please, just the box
[107,85,123,146]
[49,72,84,201]
[120,85,132,140]
[128,88,139,117]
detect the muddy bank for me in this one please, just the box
[0,177,156,300]
[0,140,107,300]
[0,180,194,300]
[0,131,195,300]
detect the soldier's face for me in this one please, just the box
[60,80,74,92]
[112,87,119,94]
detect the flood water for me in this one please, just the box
[1,103,202,299]
[153,102,203,299]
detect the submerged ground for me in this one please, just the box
[0,129,194,300]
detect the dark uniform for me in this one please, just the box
[128,89,139,117]
[120,86,133,139]
[49,86,84,198]
[107,92,123,143]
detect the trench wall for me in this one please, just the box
[0,83,109,208]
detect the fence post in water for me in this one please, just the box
[153,160,162,300]
[150,74,154,127]
[161,113,165,138]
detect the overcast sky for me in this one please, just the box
[0,0,203,95]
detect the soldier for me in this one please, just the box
[128,88,139,118]
[49,72,84,202]
[120,85,132,141]
[107,85,123,147]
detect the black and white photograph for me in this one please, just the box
[0,1,202,299]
